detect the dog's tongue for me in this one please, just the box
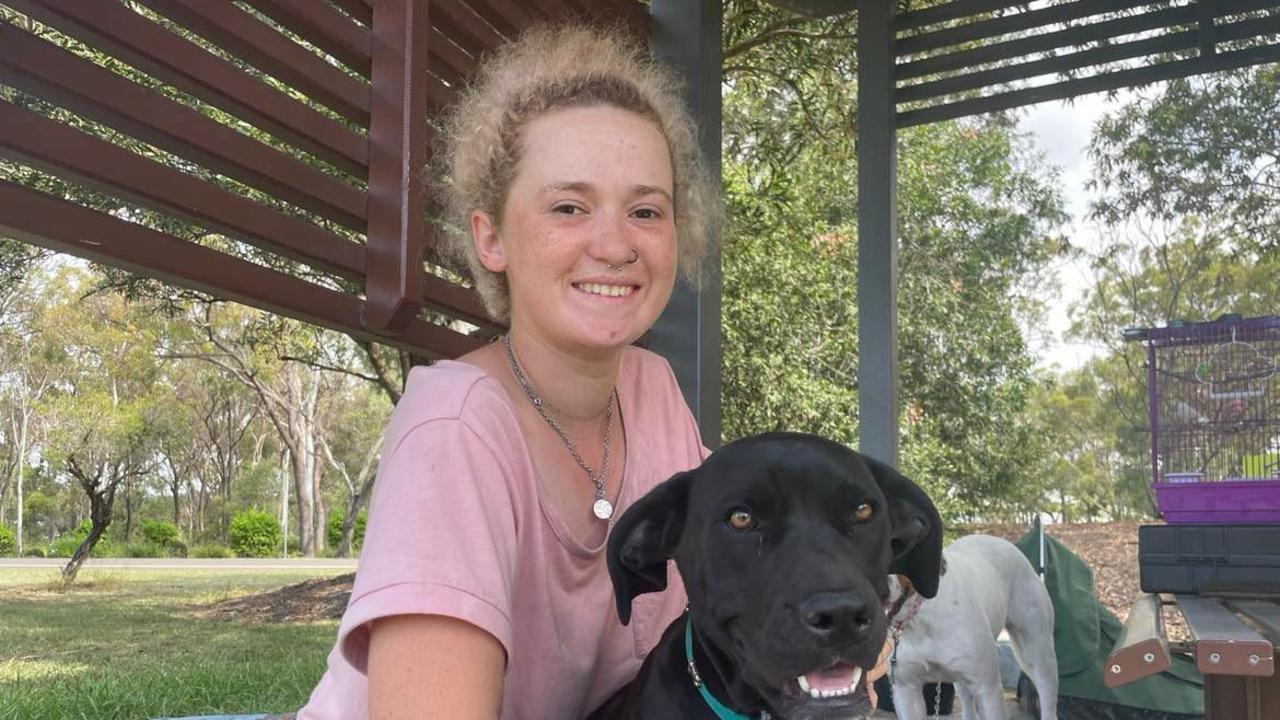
[804,663,862,692]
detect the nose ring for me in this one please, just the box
[607,248,639,272]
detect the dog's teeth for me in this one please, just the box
[797,675,811,693]
[848,666,863,690]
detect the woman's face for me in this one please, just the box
[472,105,678,357]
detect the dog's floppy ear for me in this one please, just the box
[606,470,693,625]
[863,456,944,598]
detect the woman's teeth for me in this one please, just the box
[578,283,635,297]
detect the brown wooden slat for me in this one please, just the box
[429,25,477,83]
[329,0,374,27]
[0,99,365,283]
[136,0,371,126]
[464,0,532,36]
[0,24,367,230]
[1178,595,1275,677]
[435,0,504,54]
[0,180,482,358]
[422,273,500,331]
[434,0,508,53]
[10,0,368,177]
[1105,593,1172,688]
[242,0,373,77]
[366,0,428,332]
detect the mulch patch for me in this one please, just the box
[198,572,355,624]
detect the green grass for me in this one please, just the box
[0,567,346,720]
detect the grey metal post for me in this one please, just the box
[857,0,900,466]
[648,0,723,450]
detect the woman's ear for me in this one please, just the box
[471,209,507,273]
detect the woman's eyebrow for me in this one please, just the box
[633,184,673,203]
[538,181,673,203]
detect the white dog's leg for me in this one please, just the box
[890,680,928,720]
[971,676,1007,720]
[954,683,978,720]
[1007,575,1058,720]
[1008,635,1058,720]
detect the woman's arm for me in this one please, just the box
[368,614,506,720]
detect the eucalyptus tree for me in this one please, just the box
[34,268,166,581]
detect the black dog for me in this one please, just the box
[588,432,943,720]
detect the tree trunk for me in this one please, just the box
[62,463,118,584]
[337,483,373,558]
[14,407,28,557]
[122,485,136,543]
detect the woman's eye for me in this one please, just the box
[632,207,659,219]
[552,204,582,215]
[853,501,875,524]
[726,508,755,531]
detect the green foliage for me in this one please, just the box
[0,525,15,556]
[1090,65,1280,254]
[47,520,117,558]
[23,546,46,558]
[325,509,367,550]
[140,519,180,547]
[721,22,1067,521]
[189,544,234,559]
[228,510,282,558]
[123,542,164,558]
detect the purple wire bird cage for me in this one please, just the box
[1124,315,1280,524]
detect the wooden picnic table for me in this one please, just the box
[1107,592,1278,719]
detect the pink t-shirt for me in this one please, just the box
[298,347,701,720]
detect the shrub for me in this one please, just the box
[189,544,233,559]
[325,509,367,551]
[228,510,282,558]
[140,519,179,547]
[123,542,164,558]
[47,520,117,558]
[23,546,45,558]
[0,525,15,556]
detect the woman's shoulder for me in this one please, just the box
[383,361,516,452]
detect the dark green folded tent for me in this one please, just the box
[1013,525,1204,720]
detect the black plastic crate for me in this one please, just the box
[1138,524,1280,595]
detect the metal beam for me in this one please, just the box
[649,0,723,449]
[857,0,899,466]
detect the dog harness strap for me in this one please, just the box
[684,617,765,720]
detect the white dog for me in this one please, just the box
[885,534,1058,720]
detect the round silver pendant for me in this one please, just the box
[593,498,614,521]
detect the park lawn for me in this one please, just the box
[0,567,345,720]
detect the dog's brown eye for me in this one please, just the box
[726,508,755,531]
[853,501,874,523]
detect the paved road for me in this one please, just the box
[0,557,357,570]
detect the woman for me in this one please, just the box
[296,24,720,720]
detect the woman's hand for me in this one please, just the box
[368,614,505,720]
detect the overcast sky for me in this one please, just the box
[1014,90,1138,373]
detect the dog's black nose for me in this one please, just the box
[799,592,873,643]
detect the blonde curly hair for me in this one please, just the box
[435,24,720,322]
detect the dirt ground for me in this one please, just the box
[204,521,1177,637]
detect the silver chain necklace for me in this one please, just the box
[502,335,616,521]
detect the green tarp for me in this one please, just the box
[1013,528,1204,716]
